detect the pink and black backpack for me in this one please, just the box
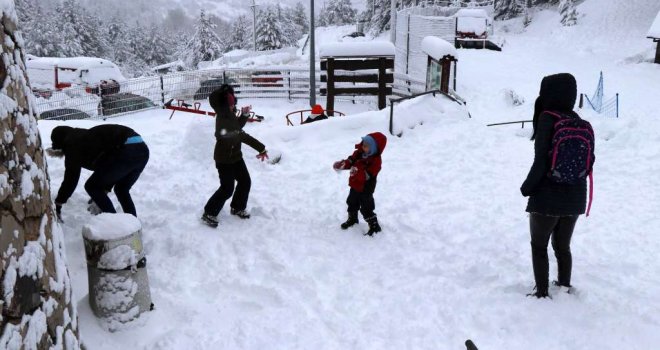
[545,111,595,215]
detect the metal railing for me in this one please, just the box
[35,68,429,121]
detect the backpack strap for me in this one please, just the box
[586,170,593,217]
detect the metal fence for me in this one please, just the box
[35,68,427,121]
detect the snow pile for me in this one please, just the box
[421,36,458,60]
[82,213,142,241]
[648,10,660,38]
[319,42,395,58]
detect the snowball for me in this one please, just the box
[82,214,142,241]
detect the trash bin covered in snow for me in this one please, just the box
[82,213,153,331]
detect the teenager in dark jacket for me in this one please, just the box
[333,132,387,236]
[521,73,593,298]
[202,84,268,228]
[49,124,149,218]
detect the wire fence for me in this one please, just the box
[35,68,427,121]
[580,71,619,118]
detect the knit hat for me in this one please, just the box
[311,104,324,116]
[361,135,378,157]
[51,126,74,150]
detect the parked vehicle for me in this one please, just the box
[26,56,126,93]
[98,93,156,116]
[39,108,92,121]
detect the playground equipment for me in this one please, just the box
[285,109,345,126]
[164,99,265,122]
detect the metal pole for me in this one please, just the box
[310,0,316,106]
[251,0,257,51]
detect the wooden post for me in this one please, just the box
[655,40,660,64]
[378,58,387,110]
[440,58,451,94]
[327,58,335,116]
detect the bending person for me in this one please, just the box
[49,124,149,219]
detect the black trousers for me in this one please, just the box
[85,143,149,217]
[204,159,251,216]
[530,213,579,292]
[346,189,376,220]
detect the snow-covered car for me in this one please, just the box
[26,56,127,92]
[194,77,238,101]
[98,93,156,116]
[39,108,92,121]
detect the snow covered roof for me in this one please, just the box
[455,9,489,18]
[421,36,458,61]
[648,11,660,39]
[26,56,120,71]
[319,42,396,58]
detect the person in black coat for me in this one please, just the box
[520,73,593,298]
[49,124,149,219]
[201,84,268,228]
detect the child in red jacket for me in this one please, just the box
[333,132,387,236]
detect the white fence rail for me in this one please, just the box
[35,68,426,121]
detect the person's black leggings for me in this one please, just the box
[204,159,251,216]
[85,142,149,217]
[530,213,579,293]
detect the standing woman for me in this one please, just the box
[201,84,268,228]
[520,73,594,298]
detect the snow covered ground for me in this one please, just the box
[37,0,660,349]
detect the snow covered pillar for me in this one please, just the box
[82,214,153,332]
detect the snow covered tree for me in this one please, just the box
[292,2,309,34]
[17,0,63,57]
[55,0,108,57]
[494,0,526,20]
[362,0,391,35]
[256,6,285,50]
[1,3,80,349]
[281,7,304,47]
[319,0,357,26]
[558,0,578,26]
[177,10,225,68]
[226,15,252,51]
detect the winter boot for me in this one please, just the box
[230,208,250,219]
[552,280,574,294]
[526,286,550,299]
[340,212,359,229]
[201,213,219,228]
[365,216,382,236]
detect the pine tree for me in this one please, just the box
[292,2,309,33]
[319,0,357,26]
[281,7,304,47]
[227,15,252,51]
[494,0,526,20]
[558,0,578,26]
[364,0,391,35]
[177,10,226,68]
[256,6,285,50]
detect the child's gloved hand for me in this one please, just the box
[241,105,252,115]
[333,160,350,170]
[256,150,269,161]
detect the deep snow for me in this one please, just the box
[35,0,660,349]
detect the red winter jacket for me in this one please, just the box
[345,132,387,193]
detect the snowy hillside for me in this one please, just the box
[37,0,660,349]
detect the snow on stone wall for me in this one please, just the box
[1,5,80,349]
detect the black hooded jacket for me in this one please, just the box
[521,73,593,216]
[51,124,139,204]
